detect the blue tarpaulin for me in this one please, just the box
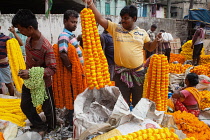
[184,8,210,24]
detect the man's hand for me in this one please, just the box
[155,32,162,42]
[8,26,16,34]
[18,70,30,79]
[83,0,92,5]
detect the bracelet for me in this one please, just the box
[67,64,71,68]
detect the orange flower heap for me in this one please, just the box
[199,55,210,65]
[169,63,192,74]
[80,8,112,89]
[199,90,210,110]
[170,53,186,64]
[167,111,210,140]
[143,54,169,111]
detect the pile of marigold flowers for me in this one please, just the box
[80,8,112,89]
[170,53,186,64]
[143,54,169,111]
[199,55,210,65]
[169,63,192,74]
[0,132,4,140]
[180,40,205,60]
[107,128,179,140]
[167,111,210,140]
[190,64,210,76]
[6,38,26,93]
[199,90,210,110]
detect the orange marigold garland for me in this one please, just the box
[52,44,87,110]
[143,54,169,111]
[80,8,112,89]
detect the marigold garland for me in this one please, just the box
[6,38,26,93]
[107,128,179,140]
[167,111,210,140]
[52,44,87,110]
[143,54,169,111]
[0,98,26,127]
[80,8,112,89]
[170,53,186,64]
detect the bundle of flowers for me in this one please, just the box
[170,53,186,64]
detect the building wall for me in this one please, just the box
[0,14,188,44]
[96,0,126,16]
[156,6,165,18]
[172,2,208,18]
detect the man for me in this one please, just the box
[8,26,27,60]
[0,26,15,96]
[146,24,157,58]
[192,23,205,66]
[58,10,84,128]
[12,9,56,136]
[100,18,115,81]
[159,30,173,62]
[83,1,161,107]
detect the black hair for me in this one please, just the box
[64,10,79,21]
[120,5,137,19]
[12,9,38,30]
[200,22,206,28]
[105,18,112,22]
[160,30,165,32]
[186,73,199,87]
[151,24,157,28]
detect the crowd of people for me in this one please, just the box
[0,0,206,137]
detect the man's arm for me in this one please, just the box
[83,0,108,29]
[144,32,162,52]
[8,26,23,46]
[58,35,72,71]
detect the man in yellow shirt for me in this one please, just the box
[83,0,161,107]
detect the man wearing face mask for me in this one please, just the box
[82,0,162,107]
[57,10,84,129]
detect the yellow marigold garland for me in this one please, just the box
[107,128,179,140]
[80,8,112,89]
[180,40,204,61]
[143,54,169,111]
[167,111,210,140]
[6,38,26,93]
[0,98,26,127]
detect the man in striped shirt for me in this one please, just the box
[0,26,15,96]
[12,9,56,136]
[58,10,84,129]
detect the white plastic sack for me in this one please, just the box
[73,86,130,140]
[3,122,18,140]
[196,75,210,91]
[13,132,42,140]
[199,109,210,126]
